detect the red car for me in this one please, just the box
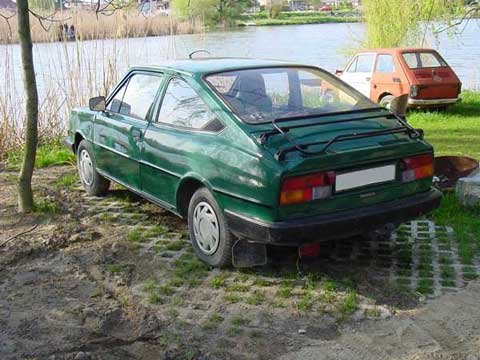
[337,48,462,109]
[319,5,333,11]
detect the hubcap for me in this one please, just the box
[79,149,94,186]
[193,202,220,255]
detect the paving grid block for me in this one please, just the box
[85,192,479,299]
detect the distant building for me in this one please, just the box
[288,0,308,11]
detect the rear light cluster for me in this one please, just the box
[410,85,419,98]
[280,171,335,205]
[279,153,434,206]
[401,154,434,183]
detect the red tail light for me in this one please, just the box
[280,171,335,205]
[401,154,434,182]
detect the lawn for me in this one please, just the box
[238,10,359,26]
[408,91,480,160]
[409,91,480,267]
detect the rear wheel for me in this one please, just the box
[379,95,394,109]
[77,140,110,196]
[187,188,233,267]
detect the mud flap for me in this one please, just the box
[232,239,267,268]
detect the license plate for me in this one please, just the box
[336,164,396,192]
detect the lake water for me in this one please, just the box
[1,20,480,103]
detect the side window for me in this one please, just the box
[356,54,375,72]
[375,54,395,73]
[107,73,163,121]
[157,78,217,129]
[346,56,358,73]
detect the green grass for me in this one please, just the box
[339,291,358,314]
[107,264,122,274]
[276,281,294,299]
[238,10,359,26]
[6,140,75,170]
[34,196,60,214]
[408,91,480,159]
[246,290,266,305]
[210,274,227,289]
[55,173,78,189]
[431,193,480,264]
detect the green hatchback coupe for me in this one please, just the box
[65,58,441,267]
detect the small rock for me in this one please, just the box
[74,352,90,360]
[456,173,480,206]
[111,242,124,253]
[298,329,306,334]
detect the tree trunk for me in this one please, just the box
[16,0,39,213]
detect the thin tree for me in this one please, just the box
[16,0,39,212]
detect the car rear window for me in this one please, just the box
[205,67,377,124]
[402,52,447,69]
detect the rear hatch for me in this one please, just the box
[401,51,461,99]
[250,109,433,220]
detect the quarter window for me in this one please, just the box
[157,78,216,129]
[107,73,163,121]
[375,54,395,73]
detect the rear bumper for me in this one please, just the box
[408,97,460,107]
[225,188,442,246]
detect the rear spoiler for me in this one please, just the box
[259,108,424,161]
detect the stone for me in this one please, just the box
[456,173,480,206]
[74,352,90,360]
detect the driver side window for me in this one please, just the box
[107,73,163,121]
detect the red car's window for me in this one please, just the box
[375,54,395,73]
[402,52,447,69]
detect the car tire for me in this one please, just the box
[379,95,394,109]
[187,187,233,267]
[77,140,110,196]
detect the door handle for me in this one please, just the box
[393,77,401,83]
[132,129,142,142]
[365,77,371,81]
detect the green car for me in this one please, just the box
[65,58,441,267]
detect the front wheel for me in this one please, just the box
[77,140,110,196]
[187,188,233,267]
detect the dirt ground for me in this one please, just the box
[1,165,479,360]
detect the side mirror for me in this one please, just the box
[335,69,344,76]
[89,96,106,112]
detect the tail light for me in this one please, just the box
[280,171,335,205]
[410,85,419,98]
[401,154,434,182]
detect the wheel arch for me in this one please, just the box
[378,92,393,103]
[73,132,85,153]
[175,174,213,218]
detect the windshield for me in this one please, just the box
[402,52,447,69]
[205,67,377,124]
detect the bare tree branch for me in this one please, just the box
[434,5,480,34]
[28,9,71,32]
[0,12,15,38]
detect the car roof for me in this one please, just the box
[355,48,438,55]
[131,57,300,76]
